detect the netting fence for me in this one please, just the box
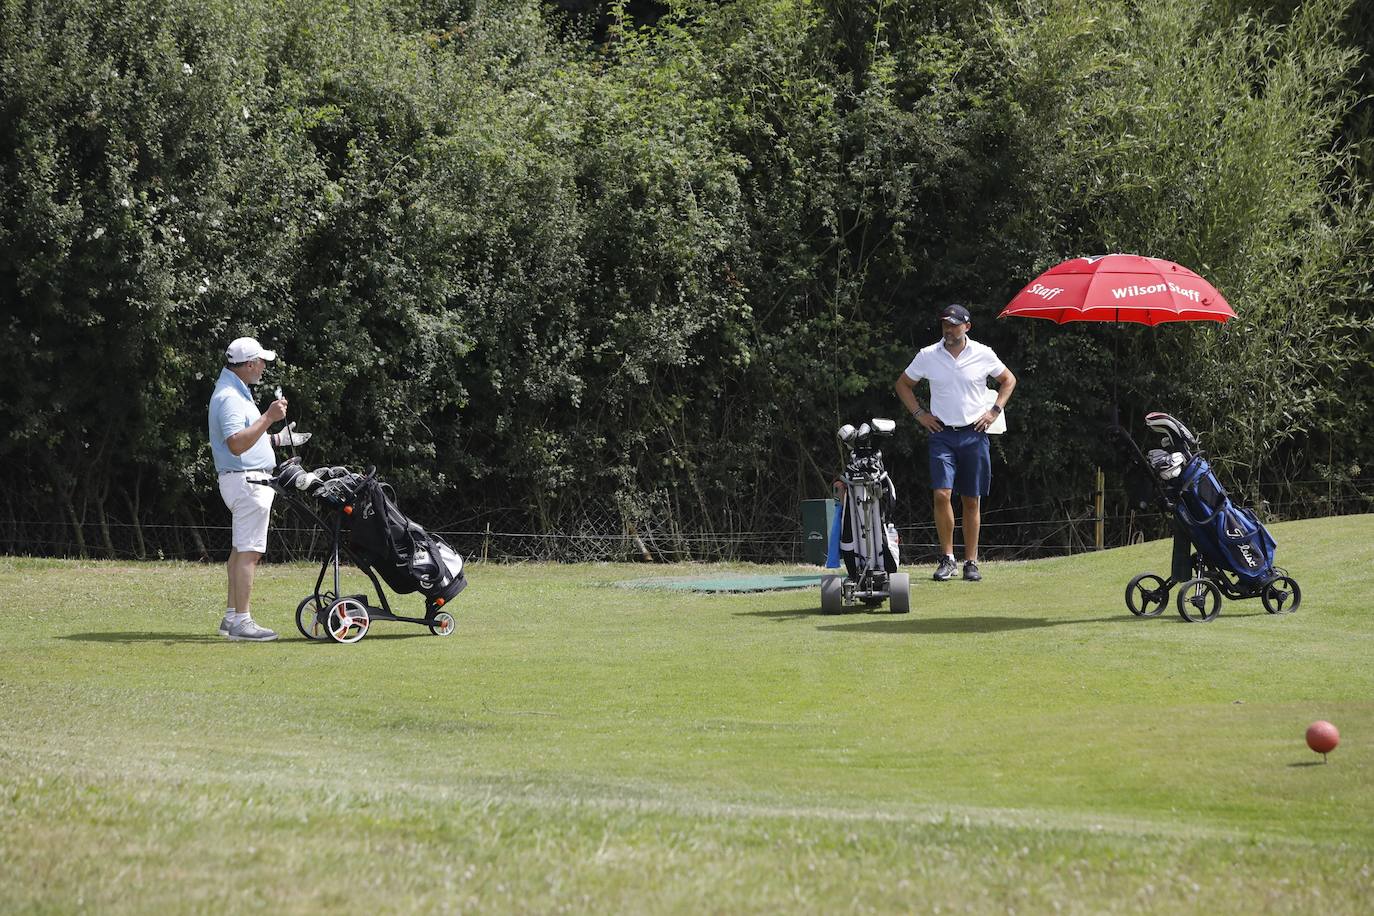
[3,476,1370,565]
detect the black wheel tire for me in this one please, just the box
[295,595,329,641]
[1261,576,1301,615]
[324,597,370,644]
[889,573,911,614]
[820,575,843,614]
[1176,578,1222,622]
[429,610,457,637]
[1125,573,1169,618]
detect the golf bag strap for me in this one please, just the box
[420,531,445,572]
[367,480,408,571]
[1177,457,1210,492]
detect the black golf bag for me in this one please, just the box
[838,442,900,580]
[268,458,468,643]
[344,475,467,606]
[820,418,910,614]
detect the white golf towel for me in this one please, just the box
[981,388,1007,434]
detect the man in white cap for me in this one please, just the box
[895,304,1016,582]
[208,336,310,641]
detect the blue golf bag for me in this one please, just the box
[1120,412,1299,622]
[1173,456,1277,584]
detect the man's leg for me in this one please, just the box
[934,489,955,556]
[224,549,276,641]
[932,488,959,581]
[961,495,981,562]
[220,473,278,641]
[226,546,240,611]
[221,547,240,635]
[954,430,991,581]
[928,431,959,580]
[229,550,263,618]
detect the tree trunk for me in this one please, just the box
[61,490,87,558]
[95,494,115,558]
[122,473,147,560]
[182,506,209,562]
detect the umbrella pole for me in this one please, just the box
[1102,321,1121,553]
[1105,319,1122,430]
[1095,467,1105,550]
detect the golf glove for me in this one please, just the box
[270,421,312,448]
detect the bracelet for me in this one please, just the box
[913,406,926,418]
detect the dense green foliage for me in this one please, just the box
[2,0,1370,557]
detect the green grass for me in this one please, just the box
[2,515,1371,913]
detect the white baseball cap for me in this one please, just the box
[225,337,277,363]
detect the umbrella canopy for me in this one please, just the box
[999,254,1235,325]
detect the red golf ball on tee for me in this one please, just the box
[1306,720,1339,755]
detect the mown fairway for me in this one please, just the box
[1,515,1371,913]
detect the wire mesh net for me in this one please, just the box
[3,476,1370,565]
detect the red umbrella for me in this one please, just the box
[999,254,1235,325]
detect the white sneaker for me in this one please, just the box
[217,615,233,636]
[225,618,279,642]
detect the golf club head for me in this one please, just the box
[1146,448,1185,480]
[870,418,896,436]
[293,470,322,492]
[837,424,857,444]
[1145,412,1198,453]
[274,457,304,490]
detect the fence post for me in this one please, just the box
[1094,467,1105,550]
[482,522,490,563]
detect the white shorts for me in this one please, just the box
[218,471,275,553]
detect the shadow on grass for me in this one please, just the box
[60,627,436,644]
[815,614,1130,634]
[343,628,436,640]
[737,609,1133,633]
[1286,760,1331,768]
[60,631,228,644]
[1167,610,1286,622]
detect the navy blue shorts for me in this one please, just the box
[928,428,991,497]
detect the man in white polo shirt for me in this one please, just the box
[208,336,310,641]
[895,304,1016,582]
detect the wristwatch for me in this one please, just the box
[990,404,1002,415]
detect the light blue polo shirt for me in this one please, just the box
[208,367,277,473]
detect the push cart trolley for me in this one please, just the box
[820,418,911,614]
[262,458,467,643]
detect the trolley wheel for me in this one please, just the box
[1261,575,1301,615]
[295,595,329,641]
[820,575,843,614]
[889,573,911,614]
[1176,578,1222,623]
[324,597,370,644]
[429,610,457,637]
[1125,573,1169,618]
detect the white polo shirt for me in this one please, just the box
[903,337,1007,426]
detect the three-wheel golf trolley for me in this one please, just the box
[820,418,911,614]
[265,458,467,643]
[1119,412,1300,623]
